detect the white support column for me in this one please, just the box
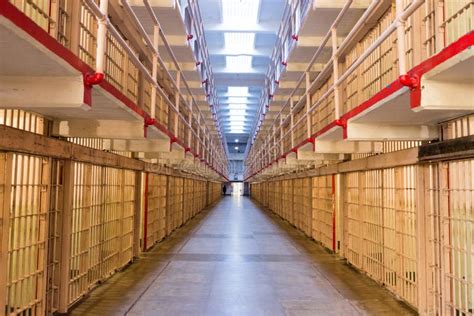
[151,24,160,119]
[290,99,295,149]
[305,71,312,138]
[96,0,109,74]
[331,27,341,119]
[396,0,407,75]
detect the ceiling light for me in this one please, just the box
[226,56,252,70]
[227,86,249,96]
[235,139,239,142]
[227,97,248,103]
[222,0,260,25]
[229,122,246,127]
[228,109,246,116]
[225,33,255,51]
[234,146,239,150]
[228,104,248,110]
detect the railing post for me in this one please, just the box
[58,159,74,313]
[0,152,13,314]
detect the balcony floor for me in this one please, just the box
[70,196,415,316]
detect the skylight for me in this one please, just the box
[227,97,249,103]
[229,109,246,116]
[227,86,249,96]
[224,33,255,51]
[222,0,260,25]
[228,104,248,110]
[229,121,247,126]
[228,128,246,133]
[226,56,252,70]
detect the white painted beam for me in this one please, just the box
[315,140,383,154]
[346,123,439,141]
[102,139,170,152]
[0,76,87,110]
[52,120,145,139]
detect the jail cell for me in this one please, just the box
[262,182,269,208]
[78,0,98,68]
[292,178,311,236]
[0,110,47,135]
[444,0,474,46]
[382,166,418,307]
[343,167,418,308]
[312,175,336,251]
[144,174,160,250]
[120,170,135,267]
[67,163,137,306]
[282,180,293,224]
[438,159,473,315]
[183,178,194,223]
[5,154,51,316]
[9,0,52,32]
[166,177,176,235]
[274,181,282,217]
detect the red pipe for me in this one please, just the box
[399,74,419,90]
[84,72,105,87]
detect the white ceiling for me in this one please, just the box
[199,0,286,153]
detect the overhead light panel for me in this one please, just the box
[224,33,255,51]
[227,97,249,103]
[222,0,260,25]
[227,86,249,96]
[226,56,252,70]
[228,110,247,116]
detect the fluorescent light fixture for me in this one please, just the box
[222,0,260,25]
[227,86,249,96]
[229,116,247,121]
[229,122,247,127]
[227,97,249,103]
[229,109,246,116]
[226,56,252,70]
[224,33,255,51]
[228,104,248,110]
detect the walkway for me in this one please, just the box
[70,196,415,315]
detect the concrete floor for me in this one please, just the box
[70,196,416,316]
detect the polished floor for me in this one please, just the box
[70,196,415,315]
